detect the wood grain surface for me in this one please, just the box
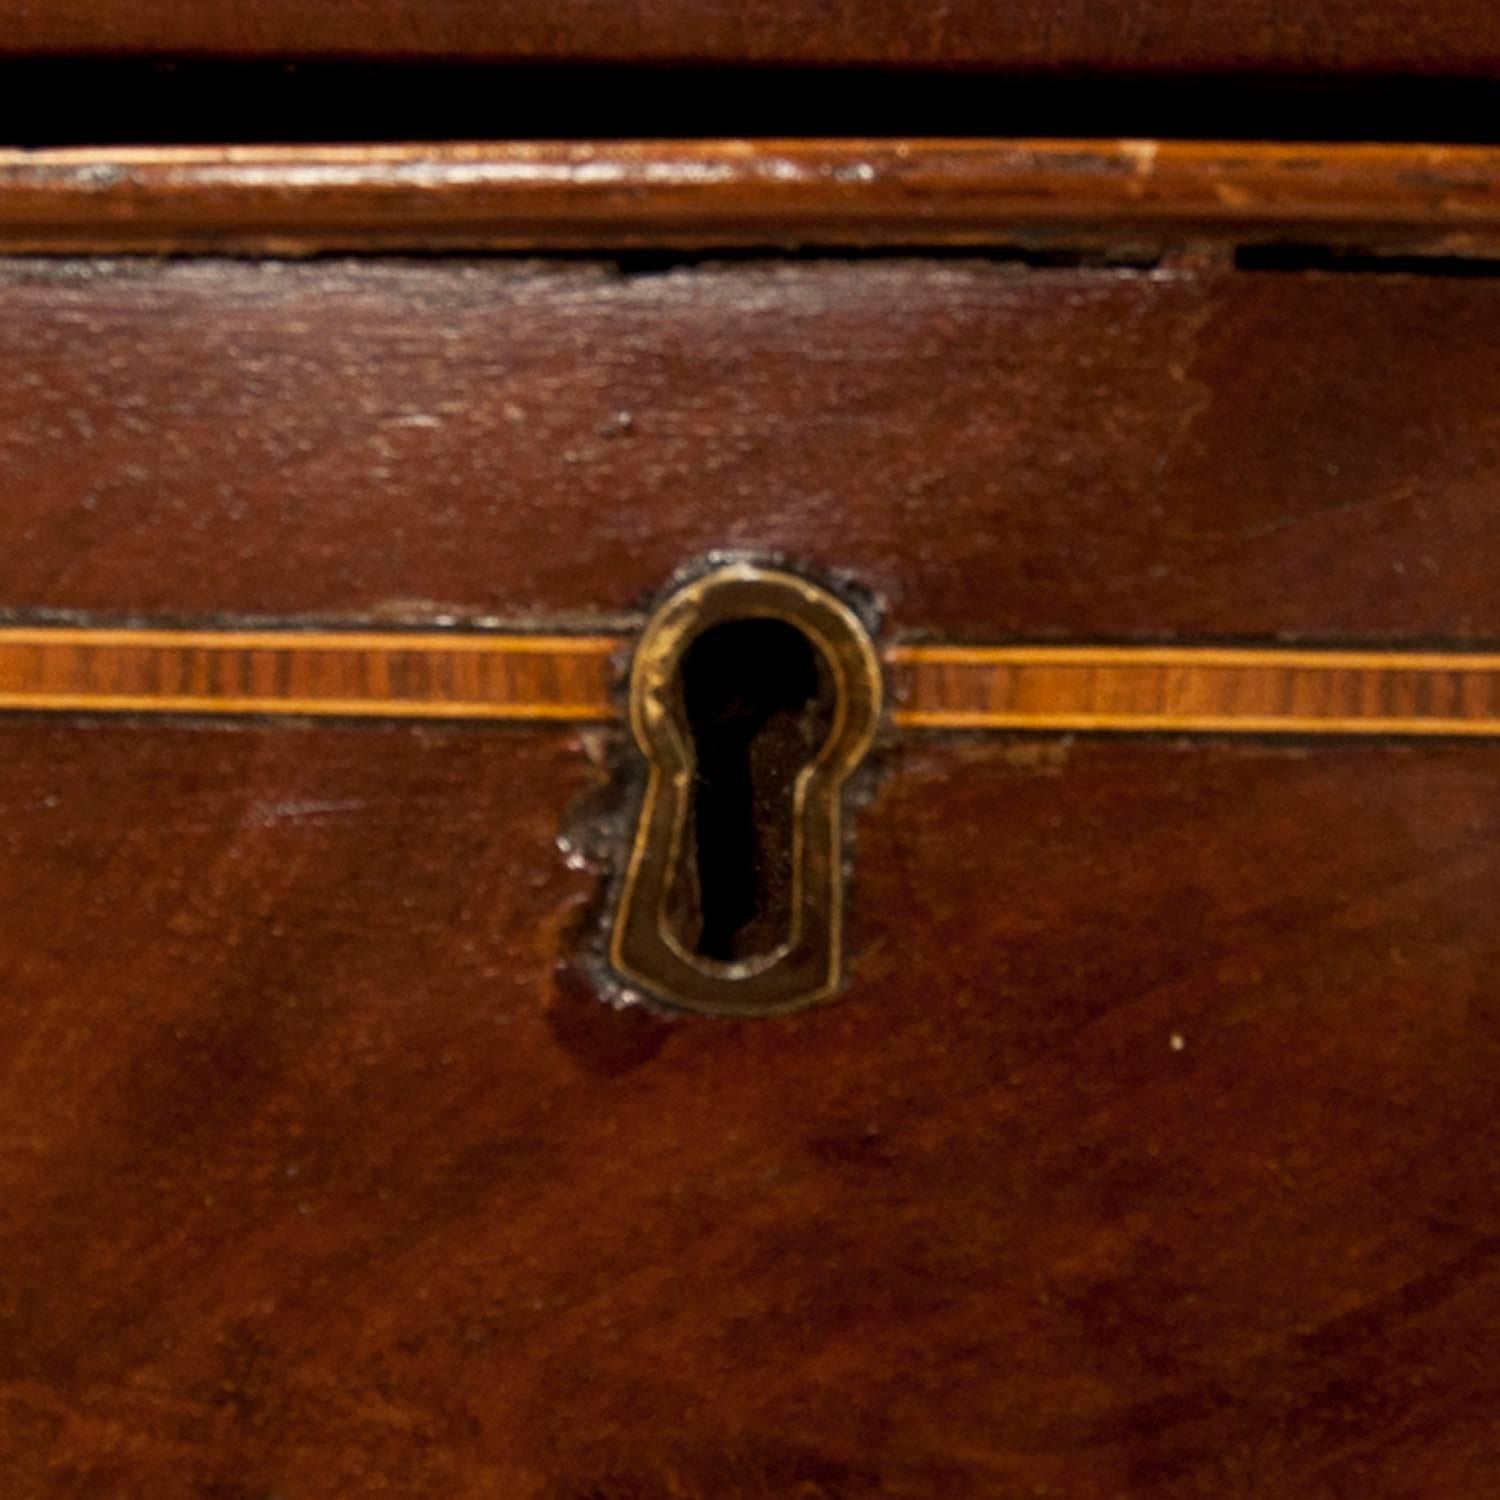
[11,626,1500,738]
[3,256,1500,642]
[5,177,1500,1498]
[2,0,1499,77]
[6,142,1500,255]
[1,721,1497,1497]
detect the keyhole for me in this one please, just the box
[672,618,835,963]
[610,563,881,1016]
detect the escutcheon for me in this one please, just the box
[610,563,882,1016]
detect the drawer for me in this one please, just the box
[3,143,1500,1498]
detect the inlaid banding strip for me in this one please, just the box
[887,644,1500,736]
[3,626,1500,737]
[0,627,620,723]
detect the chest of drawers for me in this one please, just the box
[4,15,1500,1497]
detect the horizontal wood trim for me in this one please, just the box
[891,644,1500,734]
[7,625,1500,738]
[4,141,1500,254]
[0,0,1494,76]
[0,627,620,723]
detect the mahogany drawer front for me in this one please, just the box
[4,721,1498,1499]
[4,147,1500,1498]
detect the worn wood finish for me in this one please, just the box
[3,0,1500,76]
[6,131,1500,1496]
[7,142,1500,255]
[4,257,1500,641]
[1,721,1498,1497]
[14,625,1500,738]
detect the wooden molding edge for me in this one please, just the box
[6,624,1500,738]
[3,140,1500,255]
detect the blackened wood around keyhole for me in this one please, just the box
[674,618,835,963]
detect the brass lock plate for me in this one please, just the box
[608,563,883,1018]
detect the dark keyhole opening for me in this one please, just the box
[671,617,836,964]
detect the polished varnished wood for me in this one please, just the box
[12,625,1500,738]
[5,142,1500,255]
[3,0,1499,77]
[2,721,1498,1497]
[4,257,1500,641]
[5,135,1500,1499]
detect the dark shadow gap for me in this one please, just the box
[1235,244,1500,276]
[671,618,833,964]
[7,62,1500,146]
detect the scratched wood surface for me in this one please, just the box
[3,257,1500,641]
[3,0,1499,77]
[5,142,1500,256]
[2,721,1498,1498]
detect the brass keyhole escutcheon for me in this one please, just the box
[610,563,882,1017]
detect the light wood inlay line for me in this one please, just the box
[888,644,1500,735]
[4,627,1500,736]
[0,627,621,723]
